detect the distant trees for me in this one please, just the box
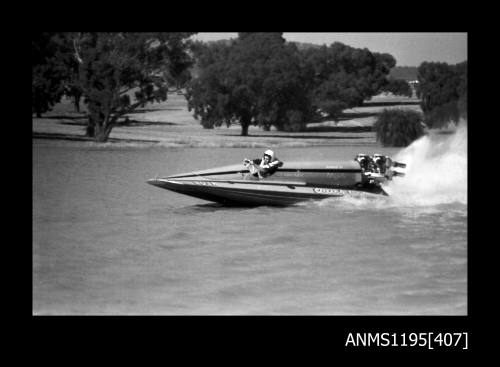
[186,35,397,135]
[379,78,413,97]
[32,32,195,142]
[417,61,467,128]
[388,66,418,81]
[373,109,425,147]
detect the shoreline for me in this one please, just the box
[33,93,422,148]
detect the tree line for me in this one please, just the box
[186,33,410,135]
[33,32,417,141]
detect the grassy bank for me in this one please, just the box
[32,92,422,148]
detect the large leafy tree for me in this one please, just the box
[33,32,195,142]
[70,32,195,141]
[186,33,312,135]
[301,42,396,120]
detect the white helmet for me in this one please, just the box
[264,149,274,160]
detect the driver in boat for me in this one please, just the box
[243,149,283,179]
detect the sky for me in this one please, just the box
[191,32,467,67]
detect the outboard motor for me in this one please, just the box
[392,161,406,169]
[355,153,406,186]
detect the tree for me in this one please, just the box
[300,42,396,121]
[35,33,194,142]
[417,61,467,128]
[71,32,196,141]
[32,33,69,117]
[373,109,425,147]
[186,33,312,135]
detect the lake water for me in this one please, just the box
[33,128,467,315]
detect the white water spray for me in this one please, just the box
[385,121,467,206]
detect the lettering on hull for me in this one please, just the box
[313,188,352,196]
[275,171,304,178]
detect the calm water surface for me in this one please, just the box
[33,141,467,315]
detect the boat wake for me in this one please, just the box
[387,121,467,207]
[315,121,468,210]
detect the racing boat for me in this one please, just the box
[147,154,406,206]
